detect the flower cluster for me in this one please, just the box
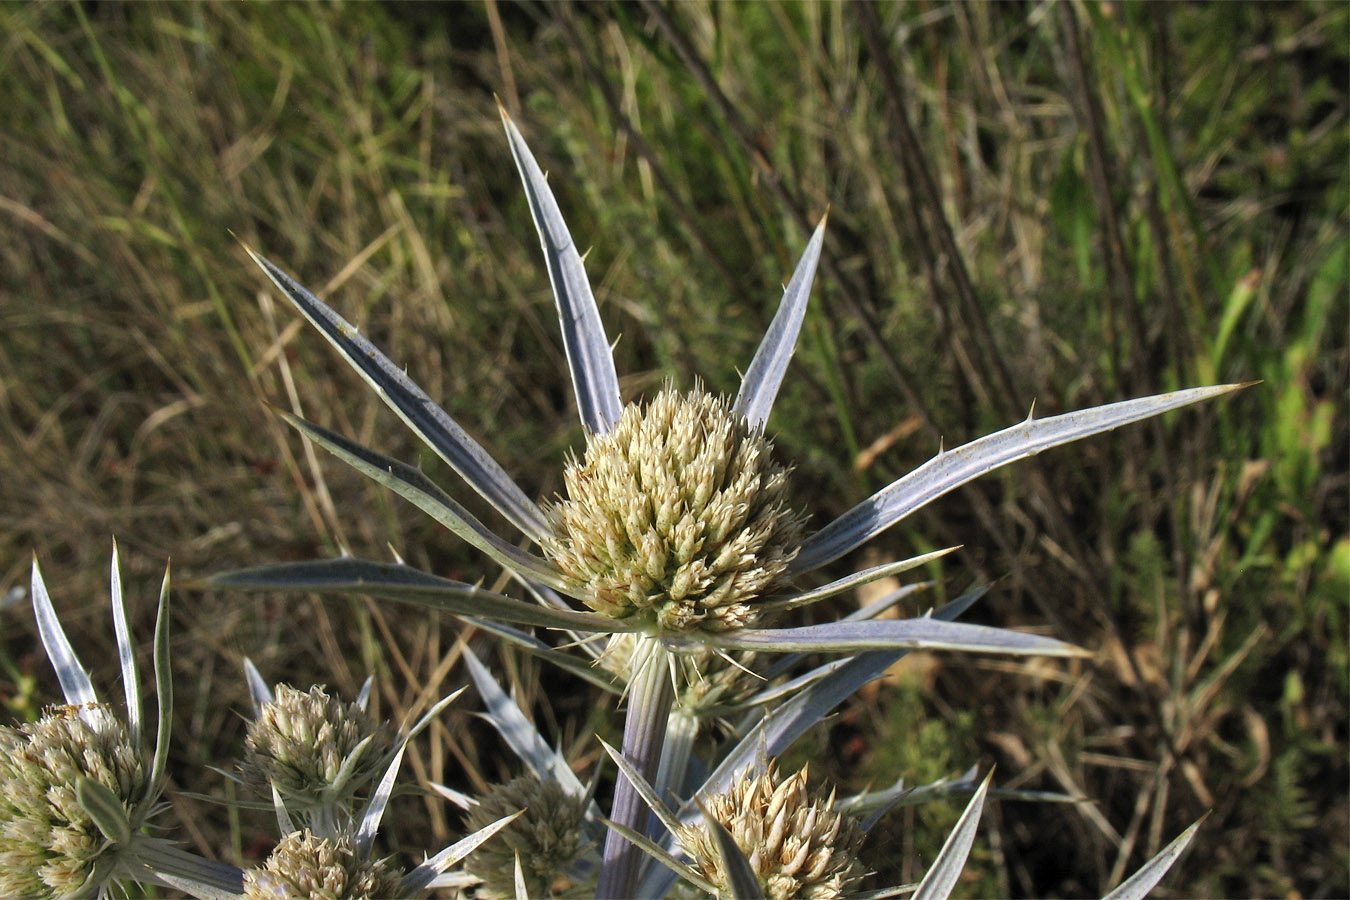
[240,683,394,820]
[462,775,593,899]
[243,830,404,900]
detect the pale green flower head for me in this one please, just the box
[244,830,404,900]
[677,764,865,900]
[10,549,246,900]
[543,386,804,633]
[0,704,152,898]
[240,682,395,826]
[462,774,594,900]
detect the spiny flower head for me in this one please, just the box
[240,684,394,817]
[243,830,404,900]
[462,775,593,899]
[677,764,865,900]
[542,386,805,633]
[0,704,154,898]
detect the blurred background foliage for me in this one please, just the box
[0,1,1345,896]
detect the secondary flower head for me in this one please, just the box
[9,550,244,900]
[240,683,395,819]
[677,764,865,900]
[244,830,404,900]
[542,386,804,632]
[462,774,593,899]
[0,705,153,898]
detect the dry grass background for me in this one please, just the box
[1,2,1345,896]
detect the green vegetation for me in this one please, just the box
[1,2,1344,896]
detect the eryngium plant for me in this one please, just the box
[461,774,593,899]
[203,104,1240,897]
[541,385,805,633]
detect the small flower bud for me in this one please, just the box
[240,684,394,819]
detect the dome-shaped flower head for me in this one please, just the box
[543,386,804,632]
[6,549,244,899]
[677,764,865,900]
[461,774,594,899]
[239,681,395,830]
[244,829,404,900]
[0,704,151,897]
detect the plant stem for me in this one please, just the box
[596,637,675,900]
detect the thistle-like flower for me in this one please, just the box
[6,549,244,899]
[0,704,153,898]
[239,681,395,832]
[542,386,804,633]
[236,664,520,899]
[676,765,865,900]
[461,775,594,900]
[244,830,403,900]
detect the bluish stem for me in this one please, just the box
[597,637,674,899]
[654,707,699,813]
